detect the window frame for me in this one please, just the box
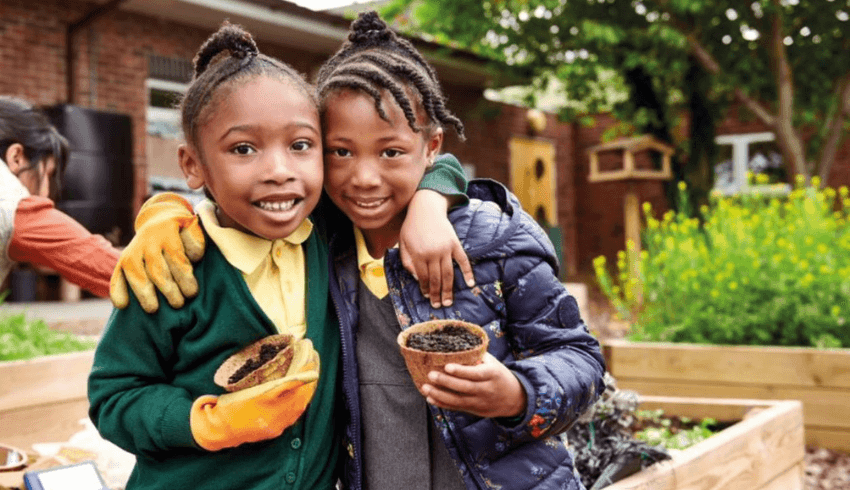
[714,131,791,196]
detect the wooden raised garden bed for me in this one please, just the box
[0,351,94,449]
[602,396,804,490]
[604,339,850,452]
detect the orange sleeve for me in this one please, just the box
[8,196,120,297]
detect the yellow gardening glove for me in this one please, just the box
[190,339,320,452]
[110,193,205,313]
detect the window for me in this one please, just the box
[714,132,790,196]
[145,78,205,205]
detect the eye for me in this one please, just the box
[327,148,351,158]
[291,140,312,152]
[381,148,403,158]
[231,143,256,156]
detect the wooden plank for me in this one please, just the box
[0,399,90,450]
[760,462,804,490]
[604,398,804,490]
[0,351,94,412]
[616,379,850,432]
[804,427,850,453]
[604,340,850,389]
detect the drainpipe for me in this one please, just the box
[66,0,131,103]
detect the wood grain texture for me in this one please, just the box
[603,397,804,490]
[604,340,850,450]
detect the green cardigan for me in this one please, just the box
[88,229,339,490]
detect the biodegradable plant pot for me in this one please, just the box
[214,333,295,392]
[397,319,489,395]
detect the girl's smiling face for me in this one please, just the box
[322,88,442,254]
[179,76,323,240]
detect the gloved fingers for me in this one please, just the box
[179,219,206,262]
[217,375,318,407]
[144,248,185,310]
[286,339,319,375]
[121,254,160,313]
[109,267,130,309]
[164,245,199,300]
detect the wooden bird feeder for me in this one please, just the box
[588,135,675,304]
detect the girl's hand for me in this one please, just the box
[400,190,475,308]
[420,353,526,419]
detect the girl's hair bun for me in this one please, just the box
[193,21,259,78]
[348,10,393,45]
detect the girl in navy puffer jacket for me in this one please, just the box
[329,174,606,490]
[322,12,605,489]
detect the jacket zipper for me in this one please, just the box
[329,256,362,490]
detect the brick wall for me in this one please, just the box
[441,91,580,277]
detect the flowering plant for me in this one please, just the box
[594,175,850,347]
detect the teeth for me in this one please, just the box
[257,200,295,212]
[354,198,387,209]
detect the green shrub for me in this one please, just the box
[594,175,850,347]
[0,295,97,361]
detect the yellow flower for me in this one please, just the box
[812,176,822,188]
[729,281,738,290]
[755,173,769,184]
[710,290,720,298]
[840,186,848,197]
[833,306,842,317]
[678,181,687,191]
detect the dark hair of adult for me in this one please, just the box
[315,11,465,140]
[0,95,69,194]
[180,21,317,149]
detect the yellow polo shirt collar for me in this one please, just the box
[197,200,312,273]
[354,226,394,299]
[197,200,312,336]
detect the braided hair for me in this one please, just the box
[316,11,464,139]
[181,21,316,148]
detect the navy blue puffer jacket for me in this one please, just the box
[329,177,606,490]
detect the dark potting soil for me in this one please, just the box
[406,325,482,352]
[228,343,287,384]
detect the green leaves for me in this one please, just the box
[0,300,96,361]
[595,182,850,347]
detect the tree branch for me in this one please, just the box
[685,34,776,128]
[818,73,850,181]
[768,0,808,177]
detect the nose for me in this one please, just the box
[350,157,380,188]
[264,148,295,183]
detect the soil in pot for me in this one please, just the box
[405,325,483,352]
[227,343,291,384]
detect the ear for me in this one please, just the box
[178,144,205,190]
[4,143,27,173]
[424,127,444,165]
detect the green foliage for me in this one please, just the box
[0,296,96,361]
[634,409,717,451]
[594,177,850,347]
[385,0,850,178]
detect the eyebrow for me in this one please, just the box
[220,121,319,141]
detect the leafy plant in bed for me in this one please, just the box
[0,295,96,361]
[594,176,850,347]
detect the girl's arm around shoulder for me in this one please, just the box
[88,292,200,458]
